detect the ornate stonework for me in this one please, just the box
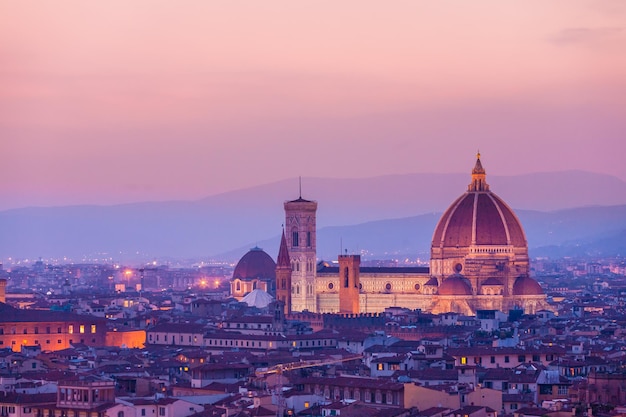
[314,154,552,315]
[284,197,318,312]
[232,155,553,316]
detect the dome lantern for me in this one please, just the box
[468,151,489,192]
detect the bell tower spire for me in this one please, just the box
[468,151,489,192]
[276,227,292,315]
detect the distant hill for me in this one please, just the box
[222,205,626,262]
[1,171,626,261]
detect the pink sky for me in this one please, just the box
[1,1,625,209]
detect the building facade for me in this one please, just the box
[230,154,552,316]
[0,303,107,352]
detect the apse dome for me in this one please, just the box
[232,247,276,281]
[438,275,472,296]
[512,275,544,295]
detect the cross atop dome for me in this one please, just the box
[468,152,489,192]
[473,151,485,174]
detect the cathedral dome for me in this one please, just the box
[438,274,472,296]
[431,154,527,249]
[233,247,276,281]
[512,275,543,295]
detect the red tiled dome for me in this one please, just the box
[232,247,276,280]
[432,192,527,248]
[438,275,472,296]
[512,275,543,295]
[431,155,527,250]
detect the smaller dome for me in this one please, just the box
[438,274,472,296]
[512,275,543,295]
[233,247,276,281]
[424,277,439,286]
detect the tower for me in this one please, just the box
[0,278,6,303]
[284,194,318,312]
[338,255,360,314]
[275,229,292,315]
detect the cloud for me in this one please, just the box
[550,27,623,45]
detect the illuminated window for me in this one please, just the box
[460,357,467,365]
[304,402,310,409]
[79,325,85,334]
[377,363,384,371]
[68,325,74,334]
[91,325,96,334]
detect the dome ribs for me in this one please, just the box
[475,193,508,245]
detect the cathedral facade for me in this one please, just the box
[232,154,552,316]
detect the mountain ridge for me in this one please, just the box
[1,171,625,261]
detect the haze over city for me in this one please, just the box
[1,1,625,210]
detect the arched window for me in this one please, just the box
[344,267,349,288]
[235,281,241,292]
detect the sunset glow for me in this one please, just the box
[1,1,625,209]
